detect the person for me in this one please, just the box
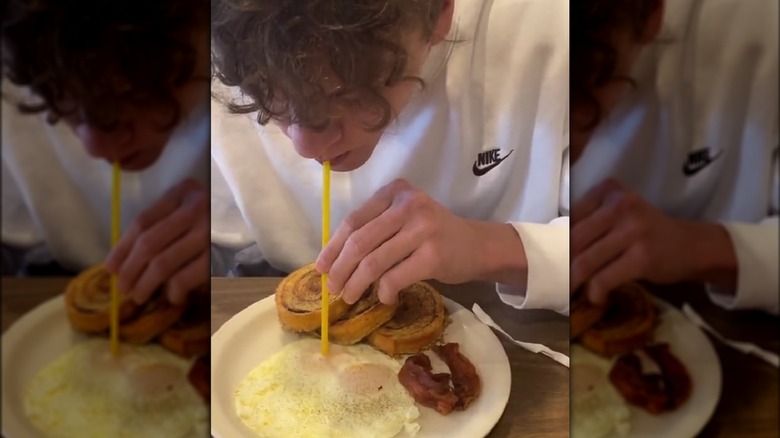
[210,0,570,312]
[1,0,211,304]
[570,0,779,315]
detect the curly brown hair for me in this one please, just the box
[571,0,659,131]
[1,0,209,130]
[211,0,446,131]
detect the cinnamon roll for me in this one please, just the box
[119,291,186,344]
[274,263,351,332]
[366,282,448,356]
[64,265,139,333]
[570,285,607,339]
[579,282,658,357]
[159,289,210,357]
[325,285,399,345]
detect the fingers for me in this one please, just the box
[128,215,208,304]
[374,250,432,304]
[105,198,176,275]
[105,178,200,272]
[586,250,645,304]
[316,179,409,273]
[117,194,207,301]
[316,195,392,273]
[571,191,623,257]
[339,224,419,304]
[106,178,207,304]
[327,204,407,301]
[571,221,633,293]
[571,178,623,223]
[166,250,209,305]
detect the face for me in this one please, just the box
[570,1,664,164]
[570,35,644,163]
[278,1,455,172]
[65,29,210,172]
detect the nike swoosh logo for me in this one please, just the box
[682,149,722,176]
[473,150,514,176]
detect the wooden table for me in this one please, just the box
[647,283,779,438]
[212,277,571,438]
[1,277,74,333]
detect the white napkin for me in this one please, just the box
[471,304,570,368]
[682,303,779,368]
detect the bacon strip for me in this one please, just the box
[644,343,692,410]
[397,343,482,415]
[608,343,692,414]
[398,354,458,415]
[608,353,669,414]
[432,343,482,410]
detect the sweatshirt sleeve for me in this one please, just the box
[496,147,571,315]
[706,218,779,315]
[707,149,779,315]
[1,138,43,249]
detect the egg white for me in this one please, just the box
[571,345,631,438]
[235,338,420,438]
[23,338,208,438]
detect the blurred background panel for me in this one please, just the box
[2,1,211,437]
[570,1,778,437]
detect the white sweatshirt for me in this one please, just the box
[211,0,570,313]
[572,0,779,314]
[1,82,211,272]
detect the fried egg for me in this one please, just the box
[235,338,420,438]
[23,338,208,438]
[571,345,631,438]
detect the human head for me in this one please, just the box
[211,0,455,171]
[570,0,664,163]
[1,0,210,171]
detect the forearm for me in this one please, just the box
[471,221,528,287]
[680,220,739,291]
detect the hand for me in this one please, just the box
[316,179,521,305]
[571,179,737,304]
[105,178,209,305]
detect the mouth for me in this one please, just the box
[118,149,157,171]
[119,151,143,167]
[318,151,350,167]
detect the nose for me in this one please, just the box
[72,122,135,162]
[286,120,343,161]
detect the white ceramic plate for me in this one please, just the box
[574,298,722,438]
[1,295,90,437]
[211,296,512,438]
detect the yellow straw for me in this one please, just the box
[321,161,331,356]
[110,162,121,356]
